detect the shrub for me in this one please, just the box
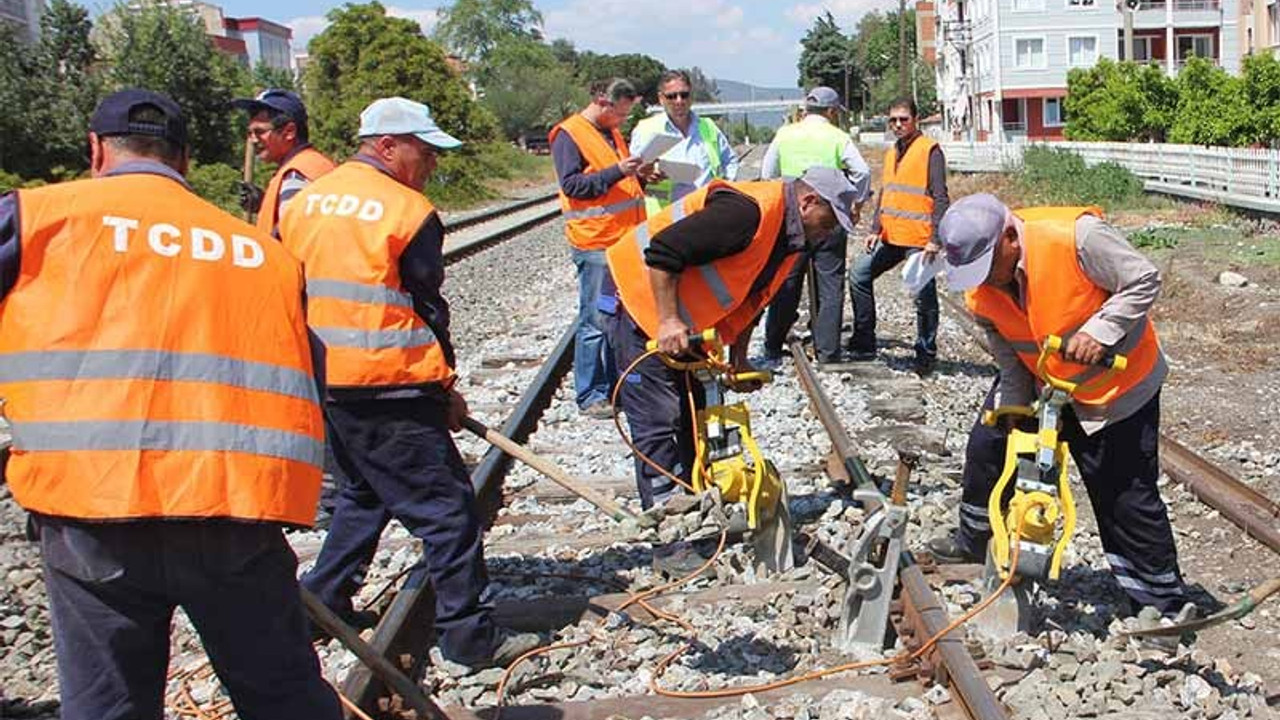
[1015,146,1143,209]
[187,161,243,216]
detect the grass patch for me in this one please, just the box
[1014,146,1144,210]
[429,142,556,210]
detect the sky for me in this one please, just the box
[210,0,900,88]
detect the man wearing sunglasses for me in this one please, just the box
[756,86,870,371]
[850,97,949,376]
[629,70,739,217]
[232,89,335,236]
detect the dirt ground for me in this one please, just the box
[944,166,1280,702]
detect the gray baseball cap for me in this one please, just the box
[937,193,1011,291]
[805,86,844,110]
[798,166,858,234]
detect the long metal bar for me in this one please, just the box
[787,339,1008,719]
[443,190,558,233]
[343,326,575,717]
[939,292,1280,557]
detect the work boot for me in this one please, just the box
[817,351,877,372]
[581,401,614,420]
[913,355,937,378]
[430,630,543,678]
[925,534,983,564]
[749,353,784,372]
[1134,603,1198,654]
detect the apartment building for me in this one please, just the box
[125,0,294,71]
[933,0,1241,140]
[0,0,44,43]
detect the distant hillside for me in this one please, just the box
[710,79,805,130]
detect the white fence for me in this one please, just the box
[940,141,1280,214]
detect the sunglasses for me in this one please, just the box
[663,91,691,101]
[888,116,913,125]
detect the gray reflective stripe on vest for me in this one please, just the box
[11,420,324,466]
[307,279,413,309]
[562,197,643,220]
[313,326,437,351]
[0,350,318,403]
[697,265,735,309]
[633,223,652,253]
[671,197,692,222]
[677,302,695,326]
[885,182,928,196]
[881,207,932,222]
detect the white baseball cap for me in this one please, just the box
[357,97,462,150]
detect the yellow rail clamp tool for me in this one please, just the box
[984,334,1127,582]
[645,330,793,574]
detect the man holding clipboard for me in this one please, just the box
[629,70,739,217]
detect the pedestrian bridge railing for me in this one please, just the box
[939,140,1280,214]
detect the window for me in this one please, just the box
[1067,0,1096,7]
[1012,0,1043,11]
[1044,97,1065,126]
[1015,37,1047,68]
[1133,36,1153,61]
[1176,34,1214,62]
[1068,36,1098,66]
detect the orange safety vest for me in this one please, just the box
[0,173,324,525]
[279,160,454,388]
[879,135,938,248]
[258,145,336,235]
[606,180,797,345]
[549,114,644,250]
[964,207,1163,405]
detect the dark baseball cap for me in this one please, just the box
[232,88,308,128]
[90,89,188,147]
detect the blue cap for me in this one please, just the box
[90,89,188,147]
[357,97,462,150]
[232,88,308,129]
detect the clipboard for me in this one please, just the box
[637,133,681,163]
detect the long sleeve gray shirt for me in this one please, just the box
[982,215,1167,434]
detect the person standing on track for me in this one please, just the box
[849,97,949,376]
[551,78,647,420]
[0,89,341,720]
[629,69,739,217]
[601,167,860,509]
[757,86,870,370]
[232,89,335,237]
[931,192,1191,618]
[280,97,536,672]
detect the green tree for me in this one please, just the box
[1064,59,1176,142]
[1239,52,1280,145]
[305,2,497,159]
[573,51,667,102]
[482,39,585,141]
[687,66,719,102]
[104,0,248,165]
[433,0,543,65]
[798,11,856,109]
[548,37,577,66]
[251,61,296,93]
[0,23,38,177]
[1168,57,1245,146]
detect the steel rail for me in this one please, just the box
[937,292,1280,557]
[342,326,575,717]
[442,190,559,233]
[786,341,1009,720]
[443,201,563,265]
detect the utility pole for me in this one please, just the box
[899,0,910,96]
[1123,0,1136,63]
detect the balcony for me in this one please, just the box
[1134,0,1220,10]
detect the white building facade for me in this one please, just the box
[0,0,44,43]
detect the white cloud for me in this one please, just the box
[287,5,440,53]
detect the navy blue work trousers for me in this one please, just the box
[300,396,494,665]
[603,303,701,509]
[763,228,848,362]
[956,377,1187,614]
[34,516,341,720]
[849,241,939,360]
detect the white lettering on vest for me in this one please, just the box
[232,234,265,268]
[302,193,385,222]
[336,195,361,216]
[356,199,384,222]
[320,195,339,215]
[191,228,225,262]
[305,194,323,215]
[148,223,181,257]
[103,215,140,252]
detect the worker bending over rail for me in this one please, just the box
[601,167,860,508]
[931,193,1191,617]
[0,89,341,720]
[280,97,536,672]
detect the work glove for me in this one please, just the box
[238,181,264,214]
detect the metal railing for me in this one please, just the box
[941,140,1280,213]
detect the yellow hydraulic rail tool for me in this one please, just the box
[646,330,793,573]
[984,334,1127,582]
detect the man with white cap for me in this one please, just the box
[280,97,536,670]
[930,193,1190,618]
[601,167,860,509]
[757,86,870,370]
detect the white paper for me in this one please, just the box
[901,251,946,296]
[657,158,702,184]
[636,133,681,163]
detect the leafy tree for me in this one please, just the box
[482,39,585,141]
[251,61,296,93]
[548,37,577,66]
[1064,59,1175,142]
[1168,57,1245,146]
[798,11,855,109]
[0,23,38,177]
[573,51,667,102]
[104,0,248,165]
[687,66,719,102]
[434,0,543,65]
[1239,53,1280,145]
[305,2,497,159]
